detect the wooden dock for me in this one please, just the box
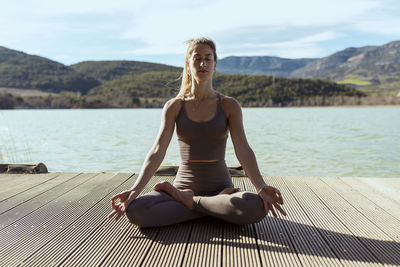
[0,172,399,266]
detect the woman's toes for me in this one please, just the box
[152,181,171,191]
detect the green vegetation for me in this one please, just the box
[83,71,365,107]
[337,75,372,86]
[0,46,384,109]
[0,46,99,93]
[70,60,181,82]
[213,74,364,106]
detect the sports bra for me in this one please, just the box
[175,93,228,162]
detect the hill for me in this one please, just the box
[292,41,400,93]
[70,60,181,82]
[1,46,387,109]
[218,40,400,94]
[217,56,315,76]
[85,71,365,108]
[0,46,99,94]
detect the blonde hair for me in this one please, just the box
[176,37,217,98]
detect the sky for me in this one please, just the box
[1,0,399,67]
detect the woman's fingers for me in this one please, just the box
[113,212,124,221]
[274,203,287,216]
[107,210,117,219]
[108,208,125,221]
[269,203,277,217]
[275,191,284,204]
[264,200,270,214]
[110,194,122,209]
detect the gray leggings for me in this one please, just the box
[126,190,266,228]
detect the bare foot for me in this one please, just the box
[153,181,195,209]
[218,187,240,195]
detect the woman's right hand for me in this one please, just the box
[107,190,137,221]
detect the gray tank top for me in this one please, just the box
[176,93,228,162]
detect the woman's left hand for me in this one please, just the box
[258,185,287,217]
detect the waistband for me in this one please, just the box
[179,159,226,166]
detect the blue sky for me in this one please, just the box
[1,0,399,66]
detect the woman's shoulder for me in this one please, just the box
[220,94,241,117]
[163,97,183,118]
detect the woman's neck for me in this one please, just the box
[190,79,215,100]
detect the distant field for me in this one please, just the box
[337,75,372,86]
[0,87,58,97]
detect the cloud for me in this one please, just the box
[119,0,381,57]
[353,19,400,35]
[218,31,343,59]
[0,0,398,65]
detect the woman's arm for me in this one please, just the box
[223,96,286,217]
[223,97,266,192]
[129,98,179,196]
[108,98,180,221]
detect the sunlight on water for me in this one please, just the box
[0,107,399,177]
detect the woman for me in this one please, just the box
[108,37,286,227]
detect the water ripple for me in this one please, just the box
[0,107,399,177]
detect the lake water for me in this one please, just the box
[0,107,399,177]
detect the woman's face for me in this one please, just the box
[188,44,217,80]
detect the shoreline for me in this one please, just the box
[1,104,400,110]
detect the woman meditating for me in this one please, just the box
[108,37,286,227]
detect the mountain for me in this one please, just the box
[70,60,181,82]
[290,46,375,79]
[0,46,100,94]
[218,40,400,93]
[292,41,400,91]
[217,56,316,76]
[0,45,371,108]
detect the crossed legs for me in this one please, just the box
[126,181,266,228]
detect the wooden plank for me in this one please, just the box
[60,174,160,267]
[0,173,98,230]
[285,177,381,266]
[0,173,106,251]
[129,176,193,267]
[242,178,302,267]
[340,177,400,221]
[0,173,129,266]
[0,173,26,182]
[222,177,261,267]
[354,178,400,204]
[0,172,79,214]
[1,173,398,267]
[141,222,192,267]
[182,218,222,267]
[323,177,400,242]
[223,223,261,267]
[0,172,60,198]
[0,174,32,186]
[19,173,134,266]
[264,176,342,266]
[98,224,158,267]
[302,177,400,266]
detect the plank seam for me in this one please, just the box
[0,173,82,215]
[257,178,304,267]
[221,225,223,267]
[303,178,384,265]
[339,178,400,224]
[281,177,343,266]
[55,174,135,266]
[251,223,265,267]
[18,173,132,266]
[179,223,194,267]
